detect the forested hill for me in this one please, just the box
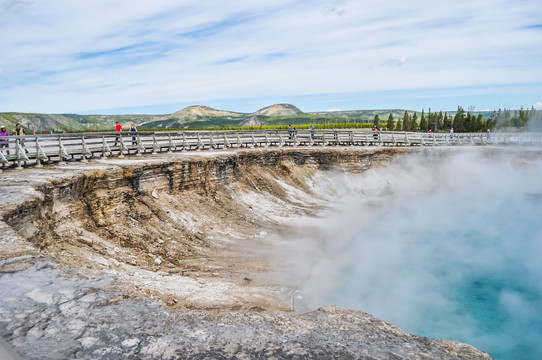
[0,104,412,132]
[0,103,528,132]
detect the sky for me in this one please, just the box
[0,0,541,115]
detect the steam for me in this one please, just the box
[525,109,542,132]
[276,148,542,359]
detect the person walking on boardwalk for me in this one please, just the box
[0,125,9,154]
[129,123,138,145]
[310,124,315,139]
[450,127,454,139]
[114,122,122,146]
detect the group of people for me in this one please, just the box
[0,124,26,153]
[1,122,141,155]
[114,122,138,146]
[287,124,316,139]
[287,124,297,139]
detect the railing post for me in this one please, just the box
[249,133,255,148]
[152,134,159,154]
[278,133,284,147]
[209,132,215,151]
[15,138,29,169]
[57,137,69,165]
[182,133,189,151]
[118,135,127,158]
[236,132,242,148]
[196,132,204,151]
[81,136,91,162]
[102,135,112,159]
[0,148,8,172]
[136,134,144,156]
[168,133,174,153]
[264,131,270,148]
[35,138,48,168]
[223,132,231,148]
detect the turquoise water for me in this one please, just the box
[297,150,542,360]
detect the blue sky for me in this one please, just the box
[0,0,541,114]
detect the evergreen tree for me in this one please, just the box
[518,107,528,128]
[443,113,451,130]
[475,114,483,132]
[402,111,410,132]
[387,113,395,131]
[419,110,428,131]
[373,114,380,129]
[436,111,443,131]
[465,112,474,132]
[453,106,466,132]
[396,120,402,131]
[411,113,418,131]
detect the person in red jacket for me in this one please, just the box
[114,122,122,146]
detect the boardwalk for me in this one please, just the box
[1,129,541,172]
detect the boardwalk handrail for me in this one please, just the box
[1,130,541,172]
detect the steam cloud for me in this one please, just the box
[277,148,542,360]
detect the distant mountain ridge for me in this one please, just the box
[0,103,422,132]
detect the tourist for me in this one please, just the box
[450,127,454,139]
[310,124,315,139]
[114,122,122,146]
[373,127,379,140]
[288,124,293,139]
[13,123,27,150]
[486,129,491,140]
[129,123,138,145]
[0,125,9,154]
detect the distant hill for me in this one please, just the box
[0,104,432,132]
[253,104,303,117]
[169,105,244,121]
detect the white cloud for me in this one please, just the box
[0,0,541,113]
[382,56,407,67]
[533,102,542,110]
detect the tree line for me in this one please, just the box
[372,106,540,133]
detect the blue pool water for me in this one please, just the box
[297,150,542,360]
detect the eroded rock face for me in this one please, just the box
[0,260,491,360]
[0,147,492,359]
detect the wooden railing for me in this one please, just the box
[1,129,541,172]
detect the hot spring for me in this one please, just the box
[285,148,542,360]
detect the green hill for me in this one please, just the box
[1,104,420,132]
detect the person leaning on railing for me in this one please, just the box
[0,125,10,154]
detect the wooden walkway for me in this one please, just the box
[1,129,541,172]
